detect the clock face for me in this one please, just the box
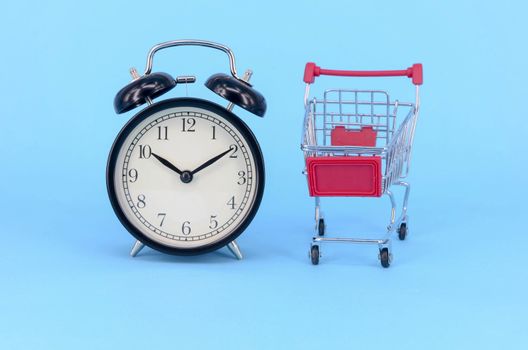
[107,98,264,255]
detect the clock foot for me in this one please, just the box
[130,240,145,257]
[227,240,243,260]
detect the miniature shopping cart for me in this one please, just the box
[301,62,423,268]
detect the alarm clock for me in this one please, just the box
[107,40,266,259]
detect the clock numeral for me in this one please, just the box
[227,196,237,210]
[138,145,152,159]
[211,125,216,140]
[157,126,168,140]
[182,118,196,132]
[182,221,191,235]
[229,144,238,158]
[128,168,138,183]
[157,213,166,227]
[209,215,218,230]
[237,170,246,185]
[137,194,146,208]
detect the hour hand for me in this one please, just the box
[151,152,183,175]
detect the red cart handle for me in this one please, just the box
[303,62,423,86]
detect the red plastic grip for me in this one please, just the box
[303,62,423,85]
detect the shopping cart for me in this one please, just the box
[301,62,423,268]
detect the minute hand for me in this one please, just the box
[191,147,233,175]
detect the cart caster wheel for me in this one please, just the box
[318,218,325,236]
[398,223,407,240]
[380,248,390,268]
[310,245,320,265]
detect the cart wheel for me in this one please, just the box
[380,248,390,268]
[310,245,320,265]
[318,218,325,236]
[398,223,407,241]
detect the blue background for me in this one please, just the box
[1,0,526,348]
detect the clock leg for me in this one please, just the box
[227,240,243,260]
[130,240,145,257]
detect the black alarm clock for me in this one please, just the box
[107,40,266,259]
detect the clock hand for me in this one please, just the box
[191,147,233,175]
[151,152,183,175]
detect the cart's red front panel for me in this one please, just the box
[306,156,382,197]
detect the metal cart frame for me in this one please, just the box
[301,62,423,267]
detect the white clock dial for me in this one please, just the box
[110,101,262,251]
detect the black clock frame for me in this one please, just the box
[106,97,265,256]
